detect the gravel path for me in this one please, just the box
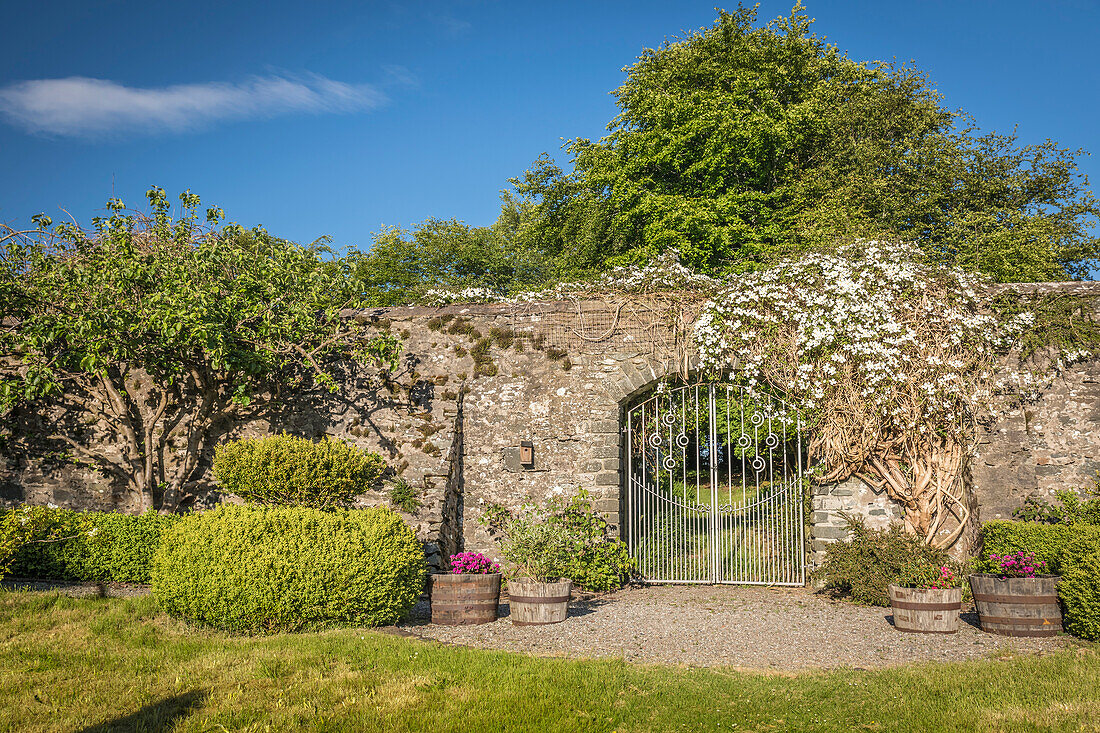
[405,584,1073,671]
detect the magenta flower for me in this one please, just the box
[989,551,1046,579]
[449,551,500,574]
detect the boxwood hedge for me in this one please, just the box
[151,505,425,632]
[213,433,386,509]
[979,520,1100,575]
[7,509,179,583]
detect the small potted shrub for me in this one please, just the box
[486,504,573,625]
[888,563,962,633]
[429,552,501,625]
[969,551,1062,637]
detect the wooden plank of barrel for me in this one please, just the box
[507,579,572,625]
[888,585,962,633]
[430,573,501,625]
[969,574,1062,638]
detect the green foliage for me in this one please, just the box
[552,491,637,592]
[1059,532,1100,641]
[6,508,177,583]
[993,294,1100,366]
[895,561,960,590]
[1,505,92,581]
[484,503,573,583]
[0,187,401,511]
[814,517,951,606]
[483,491,636,590]
[979,520,1100,575]
[1013,491,1100,526]
[213,433,386,509]
[150,505,425,633]
[348,218,554,306]
[512,5,1099,281]
[387,478,421,513]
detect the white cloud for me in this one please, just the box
[0,73,387,137]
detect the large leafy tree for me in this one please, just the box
[349,216,553,305]
[1,188,399,512]
[513,4,1100,281]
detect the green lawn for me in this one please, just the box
[1,591,1099,732]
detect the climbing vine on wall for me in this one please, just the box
[694,241,1028,549]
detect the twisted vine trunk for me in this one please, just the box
[811,433,973,550]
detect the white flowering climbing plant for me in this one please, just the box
[695,241,1025,548]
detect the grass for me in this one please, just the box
[2,591,1100,732]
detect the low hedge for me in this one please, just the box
[978,520,1100,575]
[7,509,179,583]
[1060,532,1100,641]
[980,520,1100,641]
[151,505,425,632]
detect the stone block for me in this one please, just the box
[501,447,523,473]
[811,525,850,541]
[591,445,619,459]
[591,419,620,435]
[594,472,620,486]
[603,458,621,471]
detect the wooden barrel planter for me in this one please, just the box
[969,574,1062,637]
[429,573,501,625]
[888,585,962,634]
[507,579,572,626]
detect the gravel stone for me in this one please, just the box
[405,584,1073,671]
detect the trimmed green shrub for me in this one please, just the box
[213,433,386,508]
[1059,532,1100,641]
[151,505,425,632]
[813,517,952,606]
[7,509,179,583]
[979,521,1100,575]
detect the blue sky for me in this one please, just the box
[1,1,1098,252]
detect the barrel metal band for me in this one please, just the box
[984,628,1061,638]
[508,595,570,604]
[980,615,1062,626]
[433,593,500,601]
[891,600,962,611]
[973,593,1059,604]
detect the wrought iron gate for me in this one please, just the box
[624,383,806,585]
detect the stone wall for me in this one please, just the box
[1,300,682,572]
[5,285,1100,576]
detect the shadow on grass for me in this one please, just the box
[76,690,207,733]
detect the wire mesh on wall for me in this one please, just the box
[500,297,704,371]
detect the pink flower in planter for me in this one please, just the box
[989,551,1046,579]
[449,551,499,574]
